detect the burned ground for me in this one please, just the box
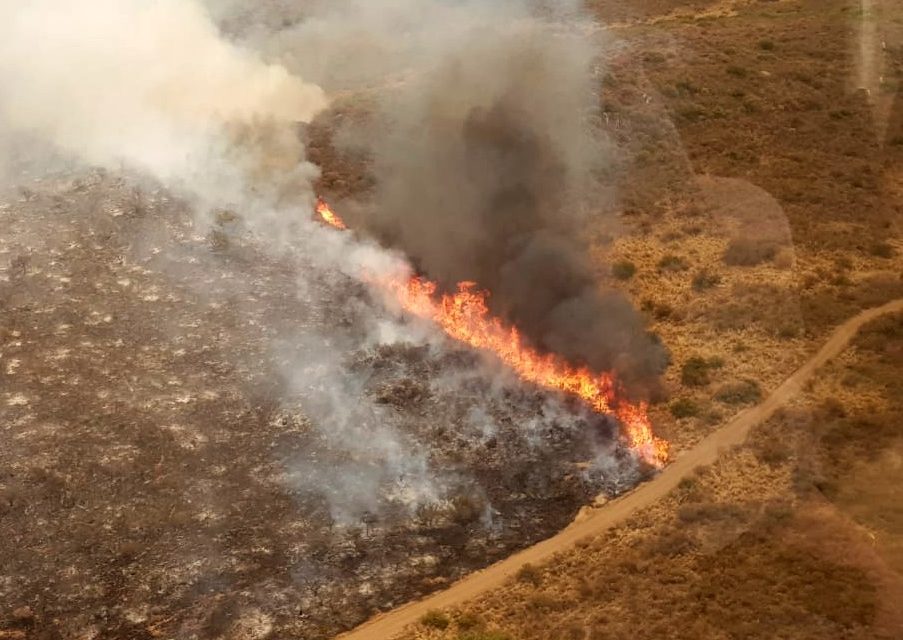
[0,171,642,639]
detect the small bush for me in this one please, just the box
[691,270,722,291]
[611,260,637,280]
[456,612,482,631]
[758,39,776,50]
[754,437,789,466]
[724,237,779,266]
[657,254,689,272]
[670,398,701,418]
[681,356,712,387]
[726,65,748,77]
[676,104,707,123]
[420,610,450,630]
[516,563,542,586]
[677,502,745,523]
[652,302,674,320]
[525,593,561,612]
[869,241,895,258]
[714,380,762,405]
[777,324,800,339]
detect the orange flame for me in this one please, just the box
[316,197,347,230]
[314,200,668,467]
[380,278,668,467]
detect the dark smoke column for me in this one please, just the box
[355,21,667,398]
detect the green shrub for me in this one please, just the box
[420,610,450,630]
[758,39,776,50]
[611,260,637,280]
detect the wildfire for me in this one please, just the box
[313,200,669,467]
[316,197,347,230]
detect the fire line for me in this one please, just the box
[315,199,668,467]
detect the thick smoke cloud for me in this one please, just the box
[279,1,668,394]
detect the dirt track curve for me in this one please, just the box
[337,298,903,640]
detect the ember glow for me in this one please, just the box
[314,201,669,467]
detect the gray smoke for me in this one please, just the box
[266,0,668,395]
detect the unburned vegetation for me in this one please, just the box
[404,312,903,640]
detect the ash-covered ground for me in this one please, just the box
[0,170,643,639]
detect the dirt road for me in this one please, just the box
[337,298,903,640]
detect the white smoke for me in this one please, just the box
[0,0,326,213]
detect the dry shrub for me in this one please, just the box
[644,527,695,557]
[611,260,637,280]
[723,237,780,266]
[516,563,542,586]
[677,501,746,524]
[525,593,564,612]
[419,610,450,630]
[680,356,723,387]
[459,632,511,640]
[714,379,761,405]
[657,254,689,272]
[670,397,701,418]
[708,282,802,335]
[691,269,721,291]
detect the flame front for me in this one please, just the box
[380,278,668,467]
[316,197,347,230]
[314,200,669,467]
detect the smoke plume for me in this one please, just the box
[0,0,326,218]
[276,1,668,394]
